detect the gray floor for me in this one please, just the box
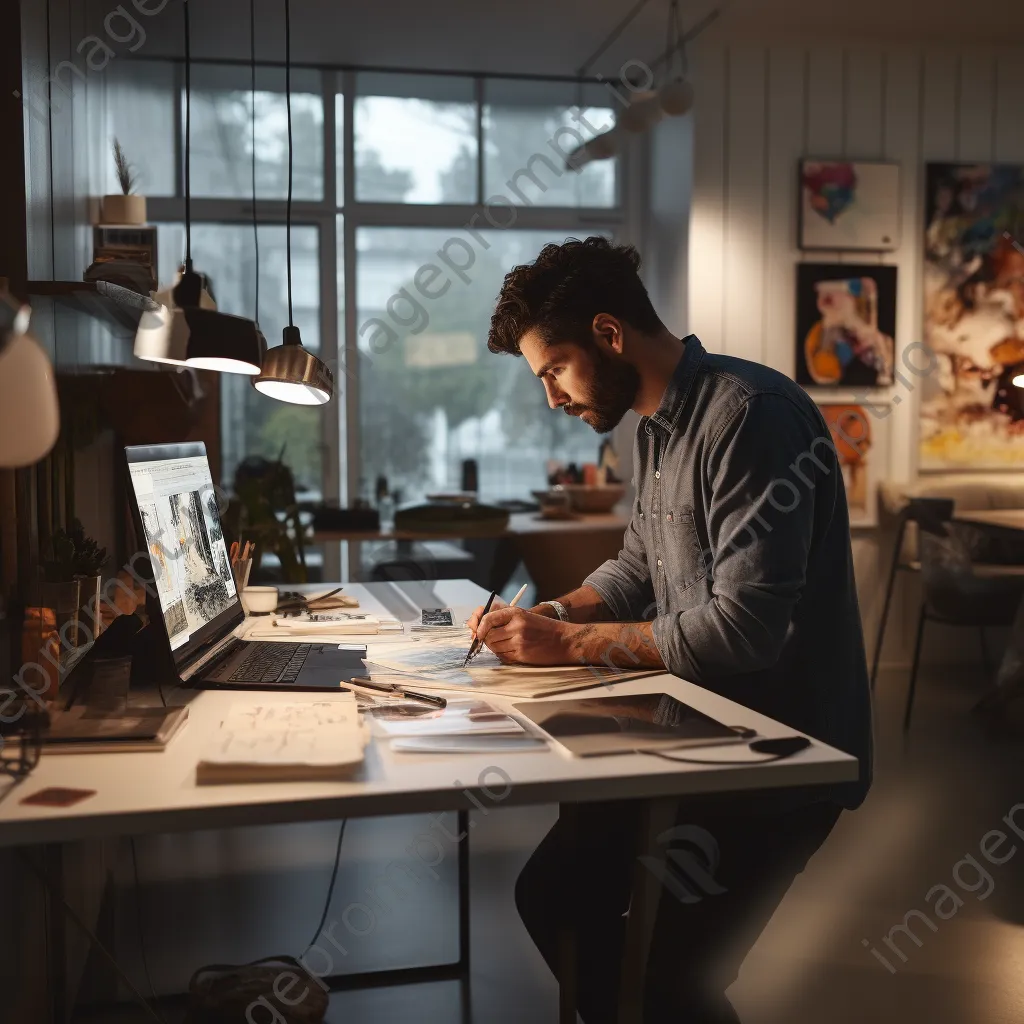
[75,660,1024,1023]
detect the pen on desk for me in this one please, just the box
[348,677,447,709]
[464,583,528,666]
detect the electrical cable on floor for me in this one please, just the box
[301,819,347,956]
[130,837,158,1001]
[18,849,167,1024]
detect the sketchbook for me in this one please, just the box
[196,697,367,785]
[362,632,661,699]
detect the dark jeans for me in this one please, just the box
[515,797,842,1023]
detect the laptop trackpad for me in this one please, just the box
[298,645,366,689]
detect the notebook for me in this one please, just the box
[196,697,367,785]
[41,705,189,754]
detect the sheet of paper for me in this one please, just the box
[202,698,364,767]
[370,699,525,737]
[366,642,501,675]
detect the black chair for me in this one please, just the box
[871,497,953,691]
[900,501,1024,732]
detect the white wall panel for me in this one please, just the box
[688,45,727,353]
[722,46,768,362]
[686,40,1024,668]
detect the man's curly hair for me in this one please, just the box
[487,236,663,356]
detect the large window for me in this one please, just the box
[354,74,477,204]
[135,64,625,553]
[355,227,606,504]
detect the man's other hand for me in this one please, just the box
[475,607,574,666]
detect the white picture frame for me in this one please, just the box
[799,160,901,252]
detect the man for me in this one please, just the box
[470,237,872,1022]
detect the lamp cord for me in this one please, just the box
[576,0,654,78]
[251,0,260,322]
[284,0,294,328]
[183,0,192,274]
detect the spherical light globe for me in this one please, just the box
[659,78,695,117]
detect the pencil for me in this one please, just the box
[464,584,528,666]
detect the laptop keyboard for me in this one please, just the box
[226,642,312,683]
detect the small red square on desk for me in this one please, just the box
[20,787,97,808]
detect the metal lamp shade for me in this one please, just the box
[184,309,267,375]
[253,326,333,405]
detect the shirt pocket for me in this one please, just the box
[661,508,708,595]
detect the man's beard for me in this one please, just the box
[562,350,641,435]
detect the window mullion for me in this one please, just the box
[474,76,485,207]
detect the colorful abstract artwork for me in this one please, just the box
[795,263,897,388]
[819,403,884,527]
[800,160,901,251]
[921,163,1024,469]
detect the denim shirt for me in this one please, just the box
[585,336,872,809]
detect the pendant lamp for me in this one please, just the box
[252,0,333,405]
[135,0,265,374]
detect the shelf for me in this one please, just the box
[26,280,159,341]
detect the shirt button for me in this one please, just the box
[666,513,673,522]
[657,559,663,567]
[655,471,661,479]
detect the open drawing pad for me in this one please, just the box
[512,692,749,757]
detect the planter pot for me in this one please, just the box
[75,574,104,643]
[100,193,147,225]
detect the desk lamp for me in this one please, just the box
[0,292,60,468]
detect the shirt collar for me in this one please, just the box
[646,334,705,434]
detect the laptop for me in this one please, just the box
[125,442,364,691]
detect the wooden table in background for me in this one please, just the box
[314,511,631,601]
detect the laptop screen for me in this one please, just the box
[125,443,243,667]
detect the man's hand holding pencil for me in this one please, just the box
[467,584,577,667]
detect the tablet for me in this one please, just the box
[511,692,749,757]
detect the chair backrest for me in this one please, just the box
[880,475,1024,565]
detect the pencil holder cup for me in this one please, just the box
[232,558,252,593]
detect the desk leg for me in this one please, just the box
[46,843,68,1024]
[617,798,678,1024]
[324,809,473,1002]
[557,802,579,1024]
[457,808,472,1023]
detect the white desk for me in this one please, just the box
[1,580,858,1022]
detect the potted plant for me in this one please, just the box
[222,453,310,584]
[41,519,109,649]
[101,138,146,225]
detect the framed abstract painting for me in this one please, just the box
[795,263,897,388]
[920,162,1024,470]
[799,160,901,251]
[818,402,887,528]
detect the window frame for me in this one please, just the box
[145,63,634,580]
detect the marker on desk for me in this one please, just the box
[464,583,528,666]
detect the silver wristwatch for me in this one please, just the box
[541,600,569,622]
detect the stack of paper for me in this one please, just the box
[370,699,525,737]
[196,696,367,784]
[363,629,660,698]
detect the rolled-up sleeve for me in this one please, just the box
[652,393,834,679]
[584,506,655,621]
